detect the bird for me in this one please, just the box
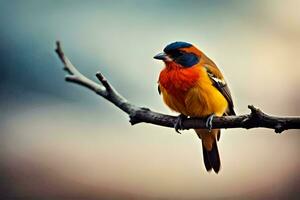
[154,41,236,173]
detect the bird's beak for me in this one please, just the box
[154,52,167,61]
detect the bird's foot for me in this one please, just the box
[206,113,215,132]
[174,114,187,134]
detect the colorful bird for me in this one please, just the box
[154,41,236,173]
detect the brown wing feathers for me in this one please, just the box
[204,64,236,116]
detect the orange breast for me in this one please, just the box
[158,62,228,117]
[158,62,200,114]
[159,62,200,100]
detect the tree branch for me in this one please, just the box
[55,41,300,133]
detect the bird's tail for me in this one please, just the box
[195,129,221,173]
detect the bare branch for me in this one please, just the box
[55,41,107,97]
[55,41,300,133]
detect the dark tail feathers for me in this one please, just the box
[202,140,221,173]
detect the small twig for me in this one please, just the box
[96,72,112,93]
[55,41,300,133]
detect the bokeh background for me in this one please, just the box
[1,0,299,199]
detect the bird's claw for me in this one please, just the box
[174,114,187,134]
[206,114,215,132]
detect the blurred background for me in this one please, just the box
[1,0,299,199]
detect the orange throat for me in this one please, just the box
[158,62,200,99]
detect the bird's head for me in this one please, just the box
[154,41,202,68]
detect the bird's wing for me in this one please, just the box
[204,64,236,116]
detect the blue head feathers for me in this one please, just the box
[163,41,192,53]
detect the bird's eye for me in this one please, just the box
[169,50,183,59]
[174,52,199,68]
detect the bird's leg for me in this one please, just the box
[206,113,215,132]
[174,114,187,134]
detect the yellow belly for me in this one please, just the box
[160,79,228,117]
